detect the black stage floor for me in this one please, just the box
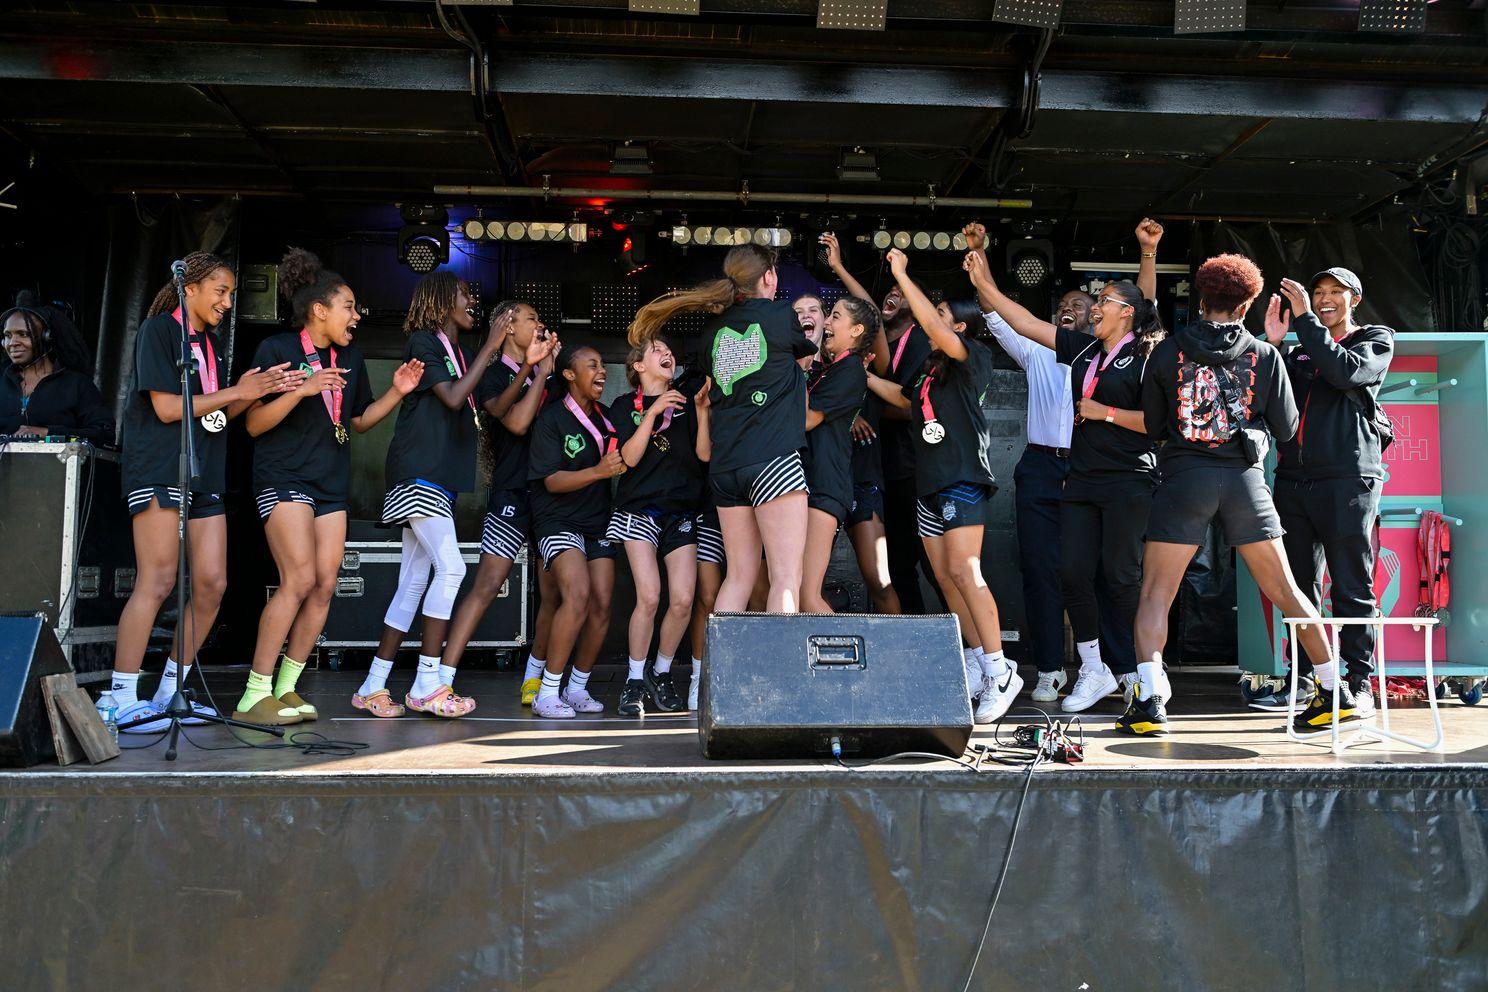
[4,668,1486,991]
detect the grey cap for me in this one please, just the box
[1310,266,1363,298]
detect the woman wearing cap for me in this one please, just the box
[1259,266,1394,729]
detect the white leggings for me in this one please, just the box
[383,516,467,630]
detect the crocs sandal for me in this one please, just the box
[561,688,605,714]
[405,685,476,719]
[351,689,405,719]
[233,695,303,727]
[278,690,317,721]
[532,695,577,719]
[520,676,540,706]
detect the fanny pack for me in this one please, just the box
[1240,427,1270,466]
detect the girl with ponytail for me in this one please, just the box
[234,248,423,726]
[112,251,303,733]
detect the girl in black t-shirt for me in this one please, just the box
[238,249,422,726]
[354,274,506,720]
[440,300,562,710]
[526,347,628,719]
[606,338,710,716]
[112,252,303,732]
[866,249,1019,724]
[801,297,875,614]
[629,245,817,614]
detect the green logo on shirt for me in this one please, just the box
[632,410,642,425]
[564,434,586,458]
[298,362,315,375]
[711,324,768,396]
[444,357,458,377]
[751,390,768,406]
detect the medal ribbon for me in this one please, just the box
[889,324,915,375]
[1080,331,1135,401]
[502,353,548,406]
[565,394,618,455]
[635,387,674,432]
[436,330,477,415]
[174,307,219,394]
[298,328,343,431]
[808,349,855,396]
[918,370,938,424]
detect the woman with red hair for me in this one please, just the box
[1129,253,1335,735]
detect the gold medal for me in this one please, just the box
[334,422,349,445]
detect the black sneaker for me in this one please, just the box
[617,679,646,718]
[644,666,684,712]
[1291,680,1359,732]
[1115,691,1168,736]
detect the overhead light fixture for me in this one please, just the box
[871,229,892,250]
[861,230,968,252]
[610,142,654,176]
[398,204,450,274]
[837,147,880,183]
[1173,0,1245,34]
[461,215,487,241]
[912,231,932,251]
[671,225,693,246]
[461,220,590,244]
[992,0,1063,30]
[817,0,887,31]
[1008,238,1054,288]
[1357,0,1426,34]
[629,0,700,14]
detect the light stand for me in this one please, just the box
[116,259,283,758]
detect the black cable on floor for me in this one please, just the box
[960,750,1043,992]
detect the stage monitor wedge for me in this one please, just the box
[0,614,71,767]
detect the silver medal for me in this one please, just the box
[200,410,227,434]
[921,420,945,445]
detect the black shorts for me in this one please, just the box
[808,492,850,524]
[126,486,225,520]
[537,531,619,569]
[695,509,724,566]
[254,487,347,521]
[916,482,995,538]
[606,510,699,557]
[1145,464,1284,547]
[482,488,533,560]
[846,484,883,527]
[710,452,808,508]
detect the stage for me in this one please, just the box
[3,669,1485,991]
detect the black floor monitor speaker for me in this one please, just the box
[0,614,72,767]
[699,612,973,760]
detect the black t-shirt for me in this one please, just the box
[877,324,934,483]
[851,389,885,490]
[528,396,617,537]
[383,330,478,494]
[250,332,373,503]
[806,356,867,509]
[1055,326,1157,486]
[902,338,998,497]
[478,358,554,493]
[699,298,816,474]
[608,389,704,514]
[121,312,229,494]
[0,365,114,443]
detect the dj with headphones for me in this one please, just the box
[0,292,115,443]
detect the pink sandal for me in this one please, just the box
[352,689,405,719]
[405,685,476,719]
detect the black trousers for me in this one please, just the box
[883,476,943,615]
[1275,476,1382,680]
[1015,448,1131,673]
[1059,479,1150,676]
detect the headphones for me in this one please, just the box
[1,306,54,365]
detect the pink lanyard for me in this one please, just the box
[503,353,547,406]
[635,387,674,431]
[1080,332,1135,400]
[889,325,915,375]
[565,394,618,455]
[174,307,218,393]
[298,328,342,429]
[918,371,938,423]
[436,330,476,414]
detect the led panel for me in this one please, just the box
[1358,0,1427,34]
[514,282,563,332]
[629,0,700,15]
[817,0,887,32]
[1173,0,1245,34]
[592,283,640,337]
[991,0,1062,30]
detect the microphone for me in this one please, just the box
[171,259,188,281]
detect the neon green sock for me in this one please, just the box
[237,671,274,714]
[274,656,306,698]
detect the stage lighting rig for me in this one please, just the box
[991,0,1062,30]
[837,148,880,183]
[1007,238,1054,288]
[398,204,450,274]
[860,230,969,252]
[660,225,794,248]
[817,0,886,31]
[1358,0,1426,34]
[610,142,654,176]
[1173,0,1245,34]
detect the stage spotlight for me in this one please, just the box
[567,223,590,243]
[1174,0,1245,34]
[1358,0,1426,33]
[871,229,892,250]
[695,226,714,245]
[817,0,886,32]
[837,147,881,183]
[931,232,951,251]
[398,204,449,273]
[488,223,506,241]
[462,217,487,241]
[952,232,969,251]
[892,231,911,250]
[912,231,931,250]
[733,227,752,246]
[992,0,1062,29]
[713,227,735,246]
[1008,238,1054,288]
[506,221,527,241]
[753,227,792,248]
[671,225,693,246]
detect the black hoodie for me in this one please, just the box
[1143,319,1297,475]
[0,364,115,443]
[1274,314,1394,483]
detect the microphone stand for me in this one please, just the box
[116,261,283,758]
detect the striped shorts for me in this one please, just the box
[695,510,725,566]
[255,488,346,521]
[125,486,224,520]
[709,452,809,509]
[481,487,532,560]
[381,479,455,527]
[537,532,618,568]
[916,482,995,538]
[606,510,699,557]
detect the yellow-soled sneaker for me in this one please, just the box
[520,677,540,706]
[1115,688,1168,736]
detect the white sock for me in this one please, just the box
[439,664,458,689]
[1076,639,1102,671]
[152,658,179,703]
[1313,661,1338,691]
[628,657,646,680]
[110,670,140,708]
[358,656,394,698]
[691,658,703,684]
[568,668,592,695]
[654,653,674,675]
[980,649,1010,679]
[1138,660,1164,700]
[537,669,563,702]
[524,654,545,681]
[411,655,441,697]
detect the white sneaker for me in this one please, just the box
[1032,670,1067,703]
[1119,672,1140,705]
[561,688,605,714]
[688,676,700,711]
[181,700,220,726]
[1062,667,1118,713]
[964,652,982,701]
[974,666,1023,725]
[116,699,168,734]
